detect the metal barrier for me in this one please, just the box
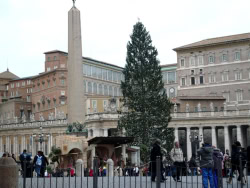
[19,156,250,188]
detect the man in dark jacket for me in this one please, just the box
[197,143,215,188]
[213,147,223,188]
[33,151,49,177]
[150,139,165,182]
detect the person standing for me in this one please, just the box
[223,149,231,177]
[40,151,49,177]
[197,143,215,188]
[19,149,31,177]
[33,151,43,177]
[150,139,165,182]
[170,141,184,182]
[213,147,223,188]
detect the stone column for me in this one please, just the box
[224,126,231,154]
[0,136,2,152]
[122,144,126,166]
[13,136,17,155]
[67,4,86,124]
[236,125,243,146]
[91,144,96,168]
[199,127,203,147]
[6,136,10,152]
[174,127,179,142]
[104,129,108,137]
[186,127,192,161]
[212,127,217,147]
[107,159,114,177]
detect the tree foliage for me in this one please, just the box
[118,21,174,163]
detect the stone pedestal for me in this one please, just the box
[75,159,84,177]
[0,157,19,188]
[107,159,114,177]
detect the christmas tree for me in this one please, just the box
[118,21,174,162]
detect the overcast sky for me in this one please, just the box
[1,0,250,78]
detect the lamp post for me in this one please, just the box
[189,130,203,156]
[33,125,50,154]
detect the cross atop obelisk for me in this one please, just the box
[72,0,76,7]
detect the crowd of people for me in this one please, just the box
[150,139,249,188]
[1,149,49,177]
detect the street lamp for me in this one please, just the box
[33,125,50,153]
[189,130,203,156]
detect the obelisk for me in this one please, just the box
[67,1,86,124]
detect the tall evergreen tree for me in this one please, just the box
[118,22,174,162]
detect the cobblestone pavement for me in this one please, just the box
[19,176,248,188]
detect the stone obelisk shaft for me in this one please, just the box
[68,6,86,124]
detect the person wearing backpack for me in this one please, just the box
[33,151,43,177]
[170,141,183,182]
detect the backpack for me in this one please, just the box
[36,156,42,166]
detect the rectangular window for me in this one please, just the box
[102,69,107,80]
[47,67,51,72]
[202,107,206,112]
[60,100,65,105]
[209,56,214,63]
[27,95,31,102]
[222,73,229,82]
[235,52,240,61]
[27,80,31,85]
[236,91,243,101]
[181,78,186,86]
[180,59,185,67]
[87,65,92,77]
[54,66,58,69]
[47,57,50,61]
[198,56,203,65]
[22,81,25,86]
[60,64,65,68]
[83,64,87,75]
[60,79,65,86]
[117,73,121,82]
[97,67,102,79]
[222,54,227,62]
[113,72,117,82]
[235,72,242,80]
[200,76,204,84]
[92,100,97,109]
[103,100,108,109]
[223,93,230,102]
[16,83,20,87]
[190,57,195,66]
[11,83,14,88]
[191,77,195,85]
[108,70,112,81]
[54,56,57,60]
[209,74,216,83]
[92,66,97,78]
[168,72,176,84]
[61,91,65,95]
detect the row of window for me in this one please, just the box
[47,56,57,61]
[223,90,244,102]
[46,64,65,72]
[84,81,122,97]
[83,64,124,83]
[180,51,244,67]
[33,99,65,112]
[10,80,31,89]
[33,79,65,92]
[181,70,247,86]
[162,71,176,84]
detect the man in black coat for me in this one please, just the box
[150,139,165,182]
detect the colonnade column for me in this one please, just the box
[0,136,2,152]
[91,144,96,168]
[122,144,126,166]
[236,125,243,146]
[31,136,35,156]
[186,127,192,161]
[199,127,203,147]
[174,128,179,142]
[6,136,10,152]
[13,136,17,155]
[211,127,217,147]
[224,126,231,154]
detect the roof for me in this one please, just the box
[44,50,68,55]
[44,50,123,69]
[9,76,34,82]
[161,63,177,71]
[178,96,226,100]
[88,137,134,146]
[0,69,19,80]
[173,32,250,51]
